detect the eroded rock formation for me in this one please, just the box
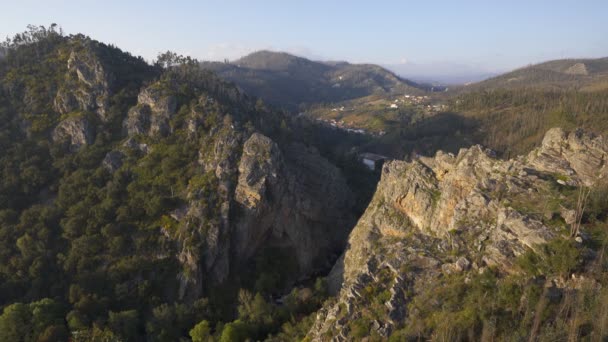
[310,128,608,340]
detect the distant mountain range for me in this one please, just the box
[384,62,498,85]
[201,50,426,110]
[462,57,608,92]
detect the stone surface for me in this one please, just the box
[52,115,94,151]
[123,83,177,137]
[54,42,113,121]
[102,151,124,172]
[308,128,608,340]
[233,133,356,276]
[528,128,608,186]
[171,128,356,300]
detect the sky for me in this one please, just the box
[2,0,608,82]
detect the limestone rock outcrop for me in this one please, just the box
[174,118,244,299]
[123,83,177,137]
[54,42,113,121]
[102,150,124,172]
[52,115,95,151]
[171,128,356,300]
[528,127,608,186]
[233,133,355,276]
[309,128,608,340]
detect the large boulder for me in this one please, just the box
[54,44,113,121]
[528,127,608,186]
[52,116,95,151]
[123,83,177,137]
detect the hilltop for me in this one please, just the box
[462,57,608,92]
[445,57,608,157]
[201,50,425,110]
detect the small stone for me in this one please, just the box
[102,151,124,173]
[455,257,471,270]
[560,206,577,225]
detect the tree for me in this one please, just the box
[189,320,211,342]
[108,309,140,341]
[0,303,31,341]
[0,299,65,342]
[571,186,591,238]
[219,320,250,342]
[154,50,198,69]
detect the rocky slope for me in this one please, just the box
[310,128,608,340]
[0,28,360,340]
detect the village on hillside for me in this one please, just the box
[305,93,448,136]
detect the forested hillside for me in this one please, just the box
[0,26,361,341]
[461,57,608,92]
[449,88,608,157]
[200,50,424,110]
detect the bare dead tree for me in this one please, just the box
[570,186,591,238]
[529,286,549,342]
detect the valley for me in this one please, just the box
[0,23,608,342]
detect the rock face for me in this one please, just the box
[171,127,356,300]
[174,116,244,300]
[528,128,608,186]
[565,62,589,75]
[309,128,608,340]
[52,115,95,151]
[123,83,177,137]
[234,133,355,275]
[54,42,113,121]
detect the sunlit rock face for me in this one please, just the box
[309,128,608,340]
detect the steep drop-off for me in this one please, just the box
[310,128,608,340]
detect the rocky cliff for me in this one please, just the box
[173,128,355,300]
[123,82,177,137]
[114,69,356,300]
[310,128,608,340]
[54,39,113,121]
[9,31,357,304]
[51,114,95,151]
[234,133,354,275]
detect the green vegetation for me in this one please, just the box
[0,26,331,341]
[390,258,608,340]
[201,50,424,111]
[382,183,608,340]
[451,88,608,156]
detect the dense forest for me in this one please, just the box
[451,88,608,156]
[0,25,360,341]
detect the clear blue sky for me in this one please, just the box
[2,0,607,75]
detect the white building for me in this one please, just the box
[359,152,388,171]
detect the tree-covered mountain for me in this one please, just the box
[200,50,425,110]
[0,26,360,341]
[461,57,608,92]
